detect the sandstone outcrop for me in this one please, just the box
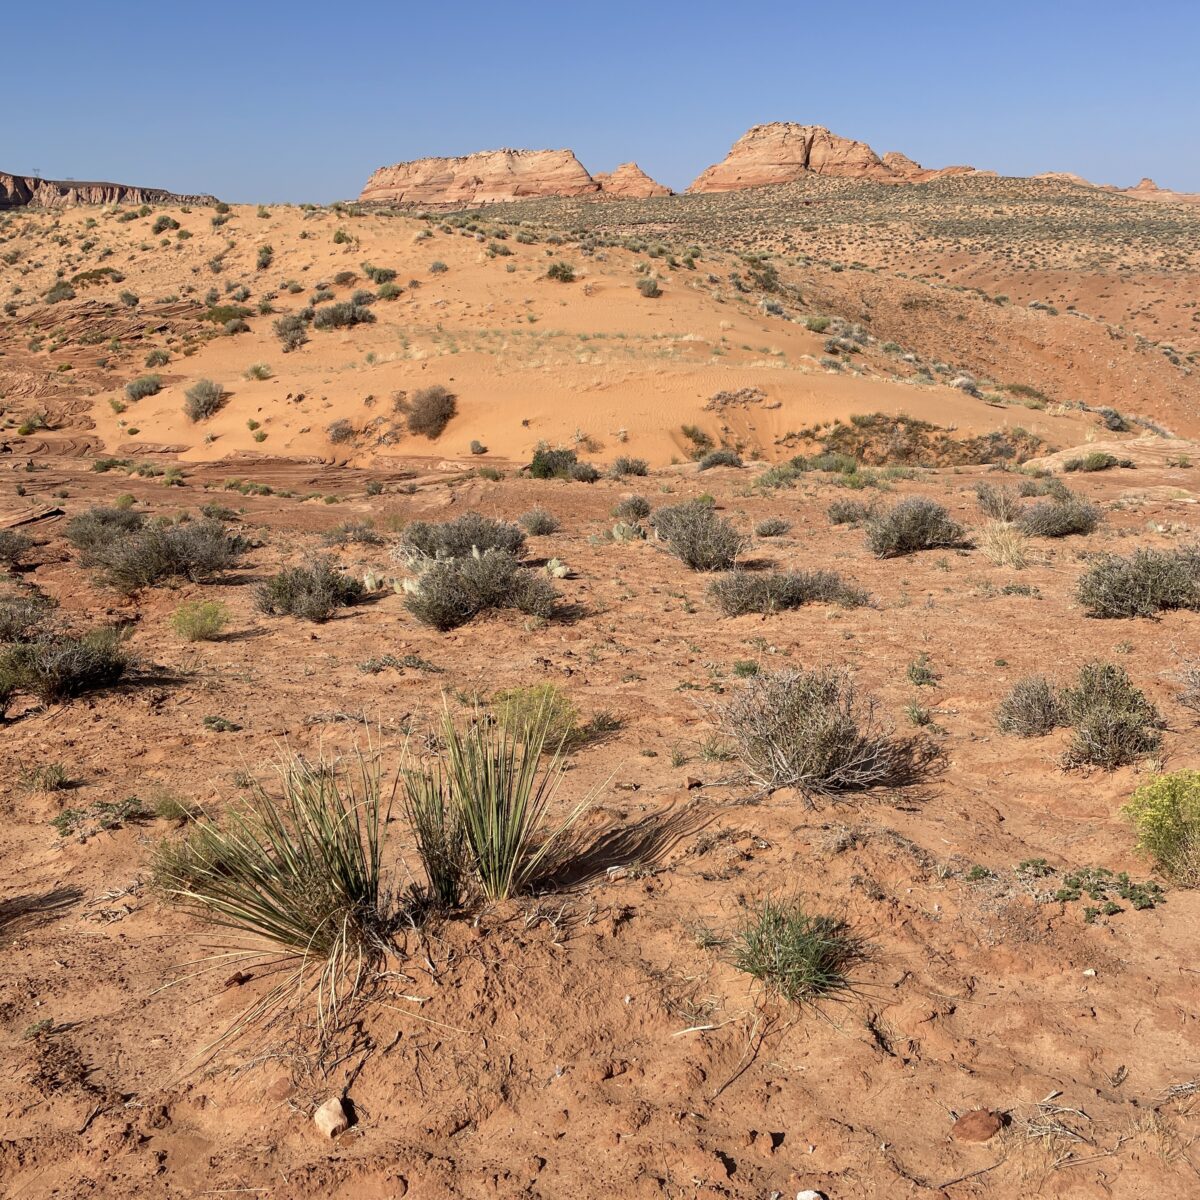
[358,149,600,206]
[0,171,217,209]
[594,162,671,198]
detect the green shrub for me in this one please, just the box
[827,499,872,526]
[171,599,229,641]
[519,508,559,536]
[0,530,32,567]
[1018,495,1102,538]
[755,517,790,537]
[362,263,396,285]
[568,461,600,483]
[1077,547,1200,618]
[66,506,146,561]
[273,311,310,352]
[652,501,744,571]
[184,379,223,422]
[311,300,375,331]
[529,447,578,479]
[1061,662,1162,769]
[637,277,661,298]
[145,348,171,368]
[719,667,935,798]
[494,683,578,749]
[403,550,555,631]
[699,449,743,470]
[398,513,525,562]
[1124,770,1200,885]
[614,496,651,522]
[125,374,162,401]
[709,570,868,616]
[88,519,246,594]
[254,557,366,621]
[609,456,649,479]
[1063,451,1126,473]
[546,261,575,282]
[0,628,128,703]
[996,675,1061,736]
[256,244,273,270]
[865,498,968,558]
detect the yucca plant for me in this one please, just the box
[399,756,469,909]
[153,752,392,1039]
[441,710,588,900]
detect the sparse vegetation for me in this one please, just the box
[652,501,744,571]
[403,550,556,631]
[183,379,223,422]
[1124,770,1200,886]
[1061,661,1162,769]
[255,557,366,622]
[1077,546,1200,618]
[865,498,968,557]
[709,570,867,616]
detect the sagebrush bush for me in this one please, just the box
[0,529,31,568]
[183,379,223,422]
[66,505,145,561]
[568,461,600,483]
[827,498,872,526]
[609,456,649,479]
[403,549,556,631]
[1018,495,1102,538]
[518,508,559,536]
[0,588,57,642]
[171,599,229,641]
[273,311,309,352]
[614,495,651,522]
[1061,661,1162,769]
[1077,546,1200,617]
[401,385,456,438]
[87,519,246,594]
[529,447,578,479]
[974,482,1022,522]
[719,667,934,799]
[254,557,366,622]
[709,570,868,616]
[1124,770,1200,885]
[397,513,525,562]
[698,449,742,470]
[0,628,128,704]
[311,300,375,331]
[755,517,790,537]
[865,498,968,558]
[322,521,384,547]
[996,675,1061,736]
[652,501,745,571]
[1064,451,1125,473]
[125,374,162,402]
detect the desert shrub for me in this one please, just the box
[145,348,171,368]
[609,456,649,479]
[709,570,868,616]
[403,549,556,631]
[377,282,402,300]
[865,498,968,558]
[493,683,579,749]
[1064,451,1124,473]
[1175,659,1200,720]
[652,501,745,571]
[1018,495,1102,538]
[183,379,223,422]
[125,374,162,401]
[0,530,32,568]
[568,461,600,483]
[529,447,577,479]
[1077,546,1200,618]
[0,589,57,642]
[470,439,487,455]
[996,675,1062,736]
[311,300,375,331]
[1018,476,1070,499]
[171,599,229,641]
[322,521,384,546]
[614,496,651,522]
[974,482,1022,522]
[979,521,1029,568]
[256,244,273,270]
[362,263,396,285]
[1124,770,1200,885]
[755,517,790,537]
[244,362,272,381]
[1061,662,1162,769]
[254,557,366,622]
[398,513,525,562]
[152,751,390,1033]
[519,508,559,536]
[698,449,743,470]
[719,667,934,799]
[0,628,128,703]
[273,311,309,352]
[827,498,872,526]
[327,419,355,444]
[66,506,146,562]
[727,897,867,1005]
[637,277,662,298]
[88,519,245,594]
[404,385,456,438]
[546,261,575,282]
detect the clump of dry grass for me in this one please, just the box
[979,520,1029,568]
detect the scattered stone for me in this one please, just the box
[951,1108,1003,1142]
[313,1096,349,1139]
[796,1190,828,1200]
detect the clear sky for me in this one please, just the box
[7,0,1198,202]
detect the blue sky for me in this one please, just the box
[7,0,1198,202]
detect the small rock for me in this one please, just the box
[952,1108,1003,1143]
[685,777,703,790]
[796,1191,828,1200]
[1082,968,1096,977]
[313,1096,349,1139]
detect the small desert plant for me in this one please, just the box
[403,385,457,438]
[152,751,391,1035]
[1124,770,1200,886]
[145,348,171,368]
[0,588,57,642]
[637,277,662,298]
[399,755,469,910]
[979,521,1029,568]
[755,517,790,537]
[311,300,375,331]
[609,456,649,479]
[322,521,384,547]
[1175,659,1200,720]
[652,501,745,571]
[1018,495,1102,538]
[996,675,1062,736]
[518,508,560,536]
[66,506,146,561]
[698,448,743,470]
[170,599,229,641]
[865,498,968,558]
[0,530,32,568]
[326,419,355,445]
[244,362,273,381]
[125,374,162,402]
[1061,661,1162,769]
[183,379,223,422]
[494,683,579,749]
[568,461,600,483]
[709,570,868,616]
[719,667,933,799]
[397,513,525,562]
[0,628,128,704]
[87,519,246,594]
[545,261,575,283]
[827,498,873,526]
[255,557,366,622]
[1077,546,1200,618]
[529,447,578,479]
[726,896,867,1005]
[1064,451,1124,473]
[614,496,651,522]
[403,550,556,631]
[273,311,309,352]
[974,482,1022,522]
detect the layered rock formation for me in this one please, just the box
[687,123,989,192]
[0,171,217,209]
[358,149,602,206]
[593,162,672,198]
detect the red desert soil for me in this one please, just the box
[1,186,1198,1199]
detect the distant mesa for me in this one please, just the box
[357,149,672,206]
[0,170,217,209]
